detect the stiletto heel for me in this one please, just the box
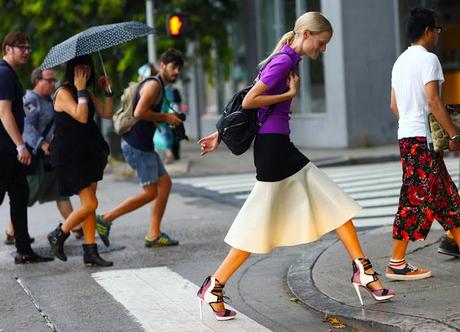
[351,258,395,305]
[352,283,364,306]
[198,298,203,320]
[197,276,237,321]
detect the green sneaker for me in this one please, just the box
[145,232,179,248]
[95,215,112,247]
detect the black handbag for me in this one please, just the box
[215,52,295,155]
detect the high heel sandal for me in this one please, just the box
[197,276,236,321]
[352,258,395,306]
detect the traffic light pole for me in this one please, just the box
[146,0,156,63]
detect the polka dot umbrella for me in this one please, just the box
[41,21,155,69]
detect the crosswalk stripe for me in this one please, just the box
[92,267,270,332]
[175,158,460,229]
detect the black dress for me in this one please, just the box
[51,87,109,196]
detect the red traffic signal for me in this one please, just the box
[166,13,190,37]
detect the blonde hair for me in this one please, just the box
[258,11,333,68]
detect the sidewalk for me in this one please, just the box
[288,227,460,332]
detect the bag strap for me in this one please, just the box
[154,75,176,113]
[256,52,297,128]
[134,75,176,113]
[256,51,296,82]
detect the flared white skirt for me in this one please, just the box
[224,163,362,254]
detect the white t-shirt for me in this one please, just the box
[391,45,444,139]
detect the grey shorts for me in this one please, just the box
[121,141,167,186]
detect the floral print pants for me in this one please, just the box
[393,137,460,241]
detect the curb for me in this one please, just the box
[286,236,459,332]
[313,154,401,167]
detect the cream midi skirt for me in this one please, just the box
[224,163,362,254]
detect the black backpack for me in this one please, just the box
[216,52,295,155]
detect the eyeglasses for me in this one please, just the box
[41,78,57,83]
[431,26,442,34]
[12,44,32,52]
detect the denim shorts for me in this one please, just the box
[121,141,167,186]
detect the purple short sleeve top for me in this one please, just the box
[258,44,301,135]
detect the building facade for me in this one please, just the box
[185,0,460,148]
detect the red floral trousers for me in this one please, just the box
[393,137,460,241]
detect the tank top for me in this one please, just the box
[122,76,164,151]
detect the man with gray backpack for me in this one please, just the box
[96,48,184,248]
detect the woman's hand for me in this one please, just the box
[99,75,112,94]
[198,131,220,156]
[74,65,90,91]
[287,71,299,97]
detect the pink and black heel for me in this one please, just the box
[197,276,237,321]
[352,258,395,305]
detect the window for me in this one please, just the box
[258,0,326,114]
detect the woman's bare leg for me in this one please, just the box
[208,248,251,311]
[449,227,460,246]
[61,184,97,234]
[335,220,383,289]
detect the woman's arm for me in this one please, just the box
[54,67,90,124]
[198,131,219,156]
[54,88,88,124]
[92,75,114,119]
[242,71,299,109]
[91,92,113,119]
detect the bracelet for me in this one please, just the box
[449,134,460,143]
[77,90,88,98]
[78,97,88,104]
[16,143,26,152]
[104,91,114,97]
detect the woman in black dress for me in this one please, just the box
[47,55,113,266]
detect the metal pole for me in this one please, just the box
[393,0,401,57]
[296,0,311,113]
[146,0,156,64]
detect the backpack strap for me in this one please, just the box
[134,75,175,113]
[256,51,296,82]
[256,51,297,128]
[153,75,176,113]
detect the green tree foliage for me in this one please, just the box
[0,0,239,92]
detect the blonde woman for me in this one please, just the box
[197,12,395,321]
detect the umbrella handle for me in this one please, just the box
[98,51,112,94]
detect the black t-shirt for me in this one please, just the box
[0,60,25,155]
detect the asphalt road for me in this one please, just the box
[0,173,359,332]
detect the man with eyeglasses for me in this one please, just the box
[0,31,53,263]
[4,68,81,245]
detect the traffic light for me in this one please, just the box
[166,13,190,38]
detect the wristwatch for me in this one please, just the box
[449,134,460,142]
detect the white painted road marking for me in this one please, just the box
[175,158,460,228]
[93,267,270,332]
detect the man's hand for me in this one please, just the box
[164,113,183,126]
[17,147,32,165]
[41,142,51,155]
[448,140,460,151]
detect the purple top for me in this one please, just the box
[258,44,301,135]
